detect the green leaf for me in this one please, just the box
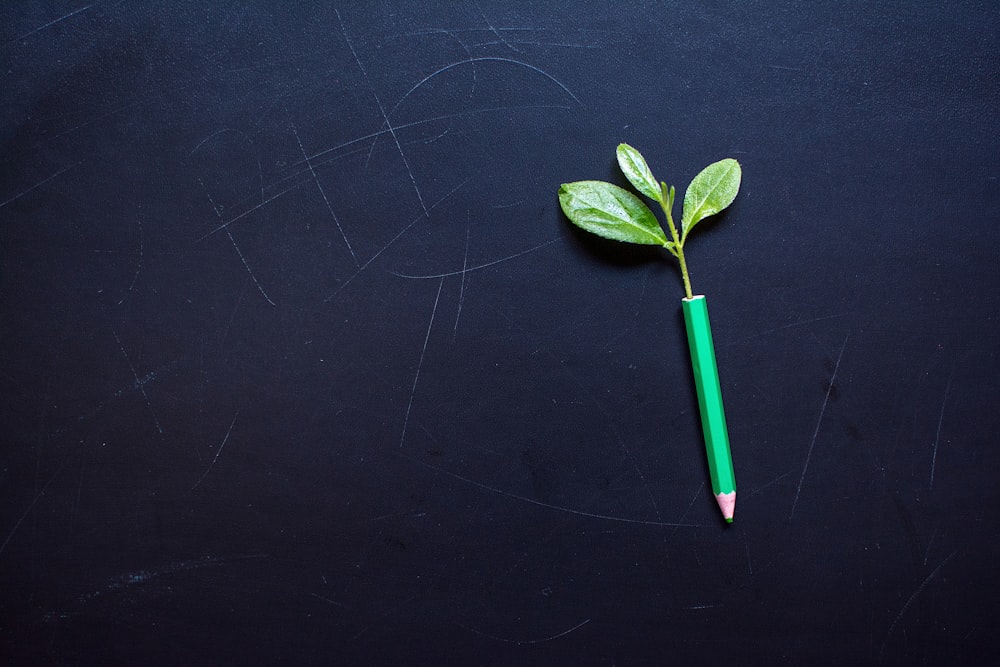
[681,158,741,242]
[661,182,675,214]
[558,180,668,246]
[616,144,662,203]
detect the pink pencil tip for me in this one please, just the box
[716,491,736,522]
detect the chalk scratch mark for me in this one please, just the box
[405,455,700,527]
[0,162,82,209]
[454,223,471,337]
[392,237,562,280]
[400,278,445,448]
[504,39,601,50]
[669,481,705,538]
[6,5,92,44]
[304,104,569,169]
[78,554,269,603]
[725,312,849,347]
[310,592,348,608]
[335,9,428,215]
[405,28,479,98]
[401,27,601,51]
[457,617,591,645]
[475,1,523,54]
[364,28,478,167]
[191,411,238,491]
[200,180,277,305]
[188,128,240,155]
[790,333,849,520]
[878,550,958,664]
[290,121,359,266]
[325,179,467,300]
[0,464,65,557]
[357,55,581,178]
[113,329,163,435]
[750,470,791,496]
[196,185,293,241]
[387,56,583,122]
[922,526,938,567]
[492,198,527,209]
[115,216,143,306]
[575,381,667,531]
[929,365,953,489]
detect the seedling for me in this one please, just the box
[558,143,740,299]
[557,144,742,522]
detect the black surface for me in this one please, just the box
[2,2,999,665]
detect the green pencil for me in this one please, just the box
[557,143,742,524]
[681,295,736,522]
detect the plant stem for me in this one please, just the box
[675,246,694,300]
[659,187,694,299]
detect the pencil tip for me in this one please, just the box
[716,491,736,523]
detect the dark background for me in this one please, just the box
[2,1,998,664]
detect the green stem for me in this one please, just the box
[659,184,694,299]
[675,245,694,300]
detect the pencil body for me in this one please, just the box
[681,295,737,522]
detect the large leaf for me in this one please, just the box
[616,143,662,203]
[681,158,741,241]
[558,180,667,246]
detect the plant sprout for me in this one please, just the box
[558,144,741,298]
[558,144,745,523]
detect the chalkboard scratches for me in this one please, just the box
[199,179,277,306]
[0,161,82,210]
[399,28,602,53]
[400,278,445,448]
[309,592,348,609]
[456,617,591,645]
[72,554,270,605]
[112,329,164,435]
[878,549,958,664]
[723,312,848,347]
[474,2,523,55]
[5,5,92,45]
[454,224,471,337]
[115,216,143,306]
[290,122,359,267]
[749,470,791,497]
[389,56,583,114]
[405,454,701,528]
[391,236,562,280]
[0,464,65,558]
[929,364,953,490]
[196,184,293,241]
[325,179,468,300]
[190,411,239,491]
[335,9,428,215]
[789,333,849,520]
[669,481,706,539]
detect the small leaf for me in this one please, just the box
[681,158,741,242]
[616,144,662,203]
[559,180,667,246]
[661,182,675,213]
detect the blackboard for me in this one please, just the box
[3,2,998,664]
